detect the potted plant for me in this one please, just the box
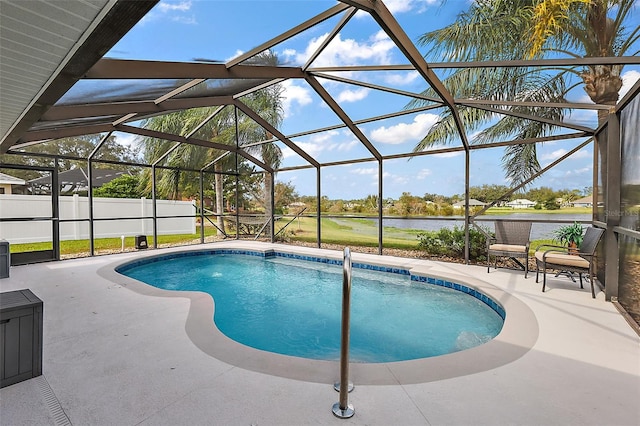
[553,222,584,254]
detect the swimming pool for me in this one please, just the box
[117,249,504,363]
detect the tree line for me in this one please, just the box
[288,183,591,216]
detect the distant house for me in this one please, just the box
[28,168,128,194]
[0,172,26,194]
[506,198,537,209]
[452,198,487,209]
[287,201,307,212]
[572,195,593,208]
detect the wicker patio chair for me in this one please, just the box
[535,227,605,298]
[487,221,532,277]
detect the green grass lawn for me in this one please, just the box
[279,216,422,249]
[10,217,565,258]
[279,216,554,255]
[10,226,220,255]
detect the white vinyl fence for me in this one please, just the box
[0,194,196,244]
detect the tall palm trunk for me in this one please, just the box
[580,3,624,211]
[214,163,225,236]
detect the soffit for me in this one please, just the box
[0,0,157,153]
[0,0,110,144]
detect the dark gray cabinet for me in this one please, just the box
[1,289,43,388]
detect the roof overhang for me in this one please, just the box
[0,0,157,153]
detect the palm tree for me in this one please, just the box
[239,82,285,226]
[234,51,285,226]
[141,106,236,235]
[140,52,284,235]
[409,0,639,186]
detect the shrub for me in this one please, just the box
[440,205,454,216]
[417,225,488,261]
[274,228,295,243]
[544,196,560,210]
[93,174,142,198]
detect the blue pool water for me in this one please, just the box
[118,251,504,363]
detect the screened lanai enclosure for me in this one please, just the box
[1,1,639,324]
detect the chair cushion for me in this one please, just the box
[535,251,589,268]
[489,244,527,253]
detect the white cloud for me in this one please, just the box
[541,149,567,161]
[171,15,196,25]
[350,167,409,186]
[356,0,439,15]
[391,175,410,185]
[115,133,139,148]
[564,166,592,176]
[416,169,432,179]
[297,31,396,68]
[282,48,297,58]
[142,1,196,25]
[571,149,591,159]
[281,131,357,160]
[433,151,463,158]
[541,148,590,161]
[281,142,324,160]
[369,113,438,144]
[336,88,369,103]
[337,140,359,151]
[310,131,358,153]
[351,167,378,175]
[620,70,640,98]
[384,72,420,86]
[158,1,191,12]
[310,130,339,144]
[383,0,416,13]
[225,50,245,62]
[281,80,312,117]
[372,30,389,42]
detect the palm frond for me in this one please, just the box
[473,73,568,144]
[501,143,541,187]
[418,0,534,61]
[409,0,635,184]
[407,66,533,113]
[414,105,496,151]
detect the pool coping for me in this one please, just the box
[98,241,539,385]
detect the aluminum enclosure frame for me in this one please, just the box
[0,0,638,303]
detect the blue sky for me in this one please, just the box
[108,0,640,199]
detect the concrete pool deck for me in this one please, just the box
[1,241,638,425]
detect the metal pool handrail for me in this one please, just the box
[332,247,354,419]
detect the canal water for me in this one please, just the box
[369,213,591,240]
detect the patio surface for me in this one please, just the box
[1,241,638,425]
